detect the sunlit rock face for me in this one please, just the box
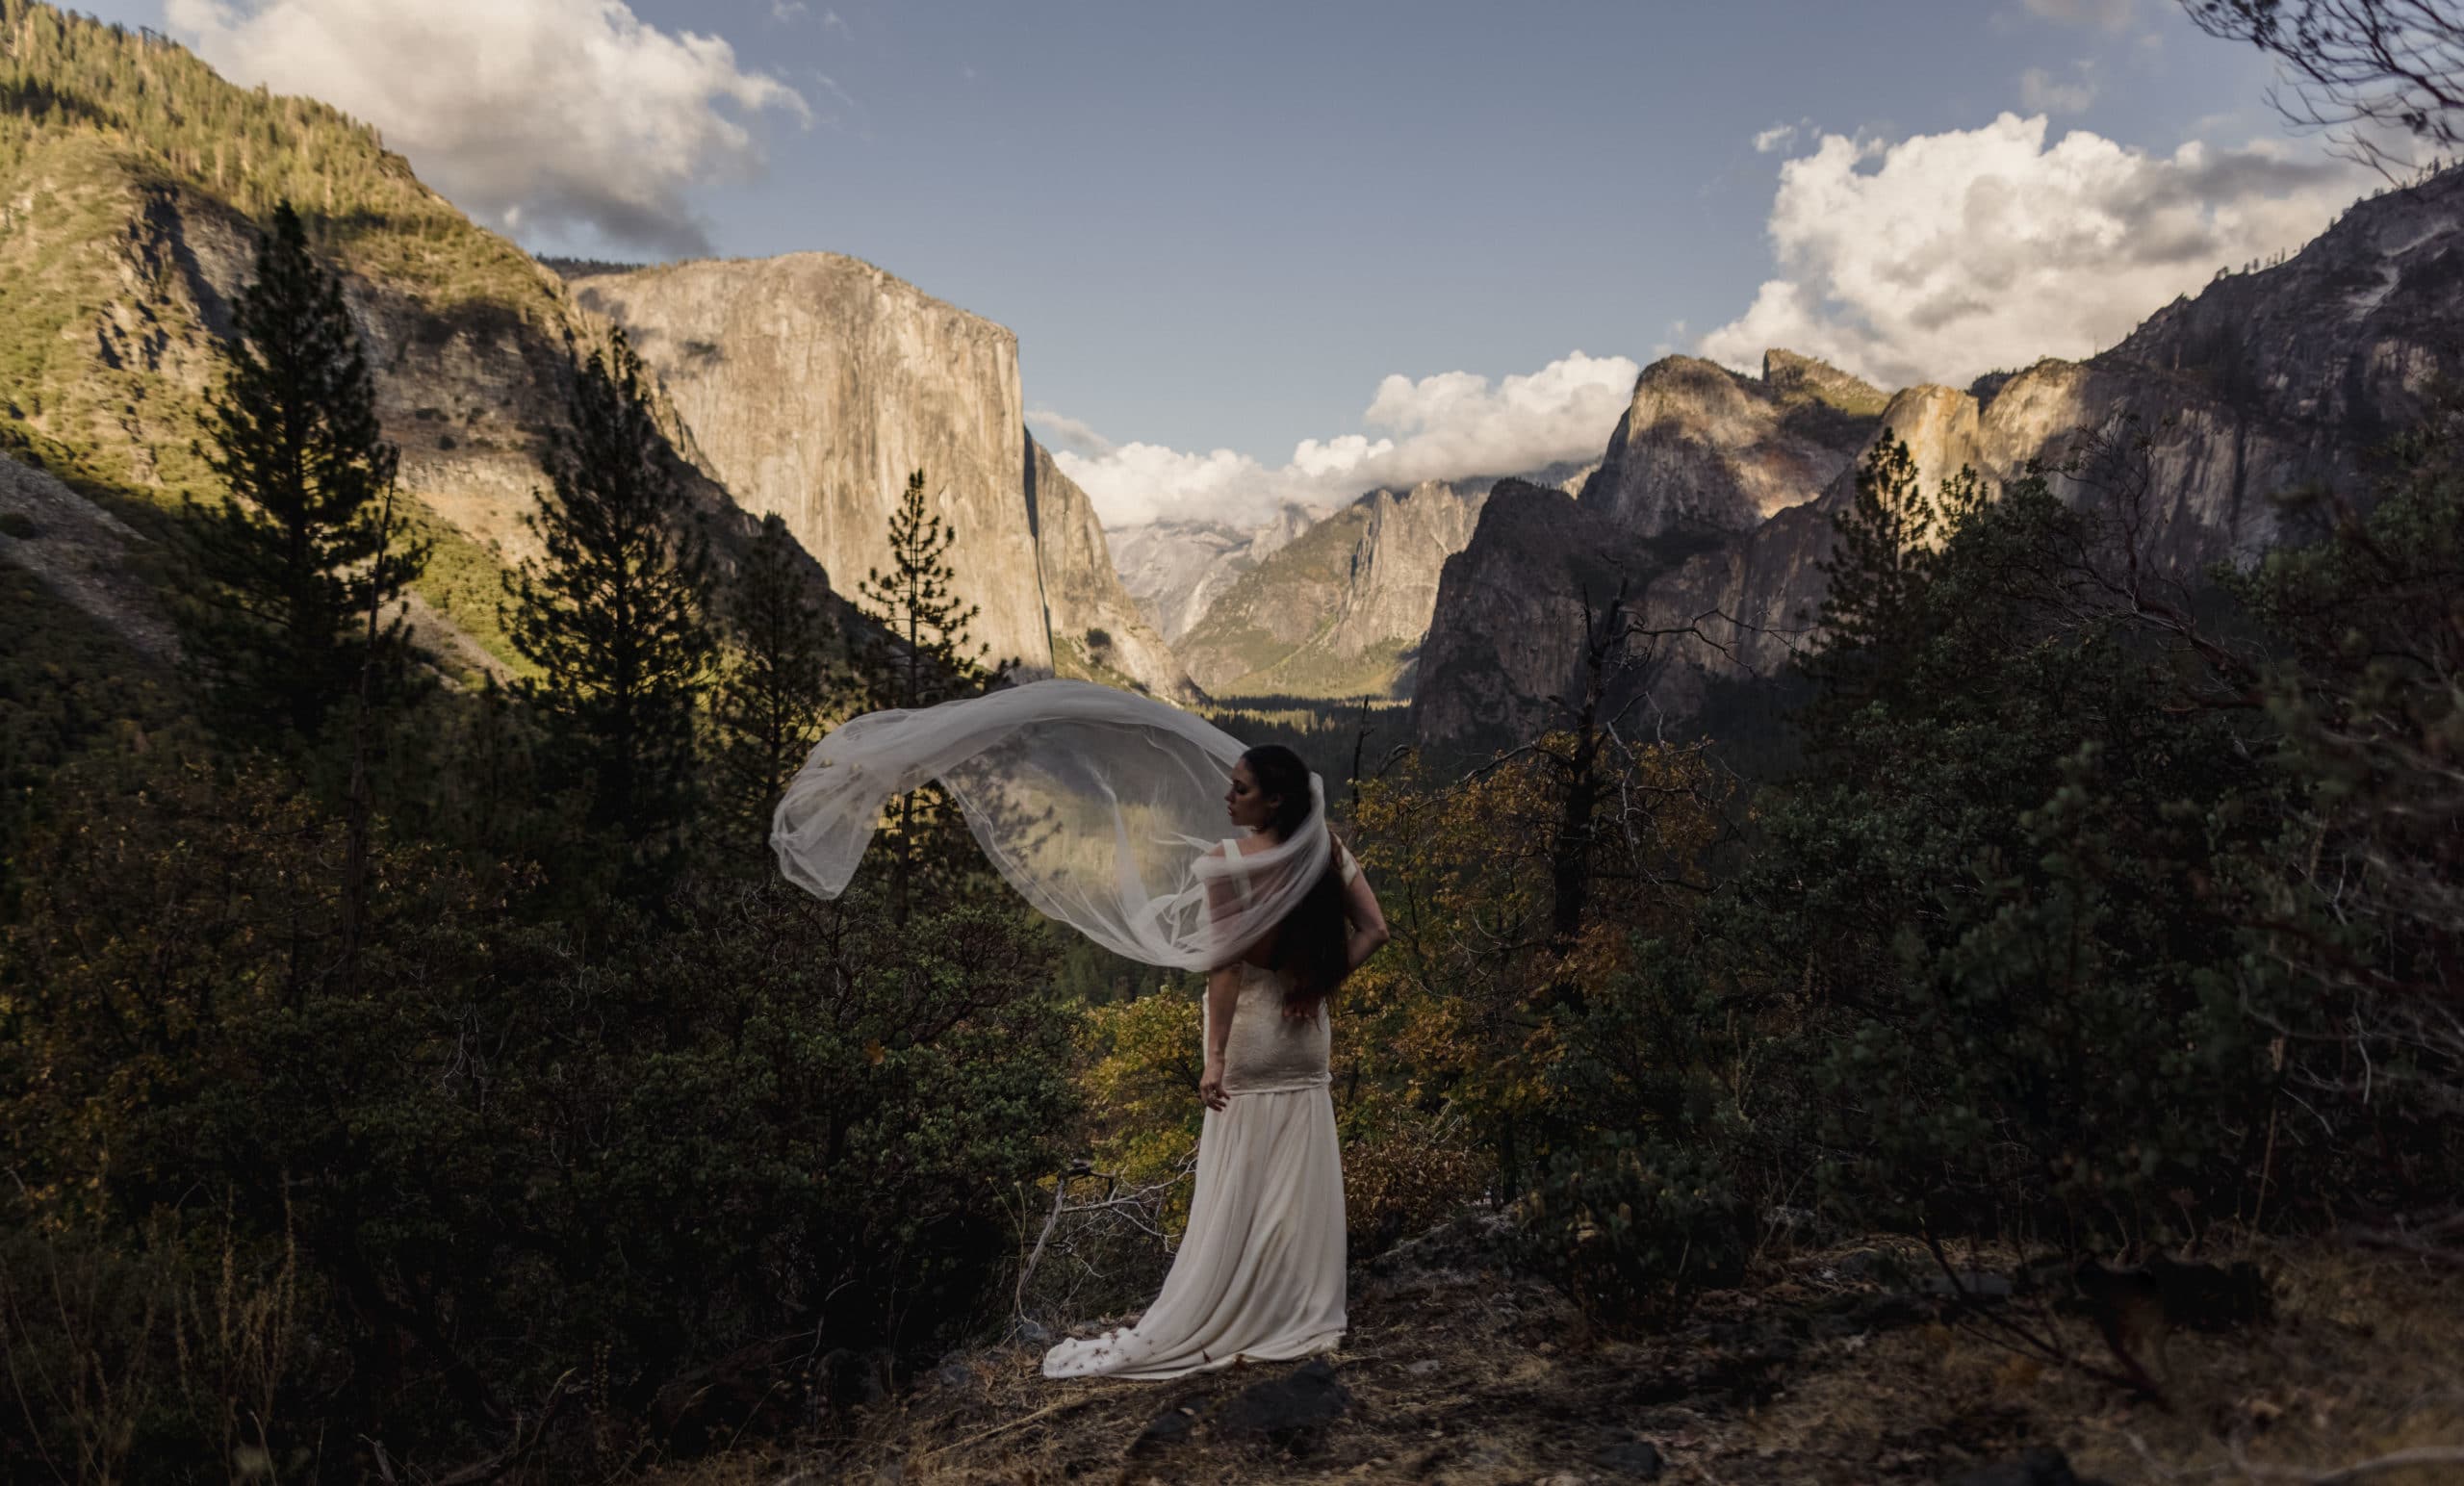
[1415,171,2464,748]
[1168,462,1593,701]
[1108,503,1326,649]
[567,253,1055,672]
[1578,351,1885,538]
[1026,436,1203,703]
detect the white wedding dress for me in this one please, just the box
[1040,841,1357,1380]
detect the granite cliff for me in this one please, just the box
[2,4,1192,705]
[561,255,1049,670]
[1026,435,1203,704]
[0,8,813,673]
[1578,350,1886,537]
[1106,502,1325,647]
[1167,462,1593,700]
[1414,171,2464,748]
[560,255,1198,701]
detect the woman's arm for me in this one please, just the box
[1333,830,1390,973]
[1199,963,1239,1111]
[1198,840,1240,1111]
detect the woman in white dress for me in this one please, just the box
[1041,744,1389,1380]
[765,681,1388,1381]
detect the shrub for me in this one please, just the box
[1341,1105,1487,1260]
[3,749,1078,1470]
[1514,1133,1749,1332]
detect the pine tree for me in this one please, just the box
[712,512,835,856]
[853,469,990,712]
[1801,431,1985,742]
[504,329,715,894]
[849,469,992,919]
[182,199,426,741]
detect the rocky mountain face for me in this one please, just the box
[2,6,1193,705]
[1026,436,1203,704]
[0,8,823,677]
[1414,171,2464,749]
[1165,462,1594,700]
[1578,350,1886,537]
[1106,502,1325,647]
[562,255,1199,702]
[563,255,1054,671]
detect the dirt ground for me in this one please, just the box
[653,1219,2464,1486]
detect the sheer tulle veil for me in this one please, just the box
[770,679,1329,969]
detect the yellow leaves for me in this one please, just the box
[1072,989,1205,1215]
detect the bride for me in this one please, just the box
[767,681,1389,1381]
[1042,741,1388,1378]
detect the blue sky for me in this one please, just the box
[84,0,2362,525]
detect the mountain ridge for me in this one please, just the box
[1413,171,2464,749]
[0,1,1194,704]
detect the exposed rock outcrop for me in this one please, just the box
[1322,478,1494,661]
[1415,171,2464,748]
[1,33,788,676]
[1027,436,1203,703]
[1412,479,1649,740]
[1108,502,1326,647]
[1171,461,1596,700]
[1578,353,1883,537]
[0,450,180,661]
[564,254,1053,671]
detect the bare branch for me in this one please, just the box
[2183,0,2464,177]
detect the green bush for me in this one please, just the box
[3,747,1078,1472]
[1514,1133,1749,1332]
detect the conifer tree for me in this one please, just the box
[504,329,715,892]
[713,511,835,855]
[853,469,990,712]
[849,469,993,919]
[183,199,426,741]
[1801,431,1985,743]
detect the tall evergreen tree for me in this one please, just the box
[182,199,426,742]
[853,469,990,712]
[713,512,836,856]
[849,469,992,919]
[504,329,715,893]
[1800,431,1986,748]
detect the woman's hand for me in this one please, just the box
[1199,1057,1228,1111]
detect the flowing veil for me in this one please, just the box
[771,680,1330,968]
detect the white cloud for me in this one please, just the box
[1059,351,1638,528]
[166,0,810,255]
[768,0,807,22]
[1698,114,2364,391]
[2018,62,2098,114]
[1754,122,1801,154]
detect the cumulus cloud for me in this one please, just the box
[1056,351,1637,528]
[166,0,809,255]
[1699,114,2363,391]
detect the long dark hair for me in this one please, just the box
[1242,745,1350,1019]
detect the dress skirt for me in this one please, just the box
[1042,962,1348,1379]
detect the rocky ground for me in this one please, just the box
[658,1215,2464,1486]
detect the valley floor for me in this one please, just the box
[656,1218,2464,1486]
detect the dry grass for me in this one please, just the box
[637,1226,2464,1486]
